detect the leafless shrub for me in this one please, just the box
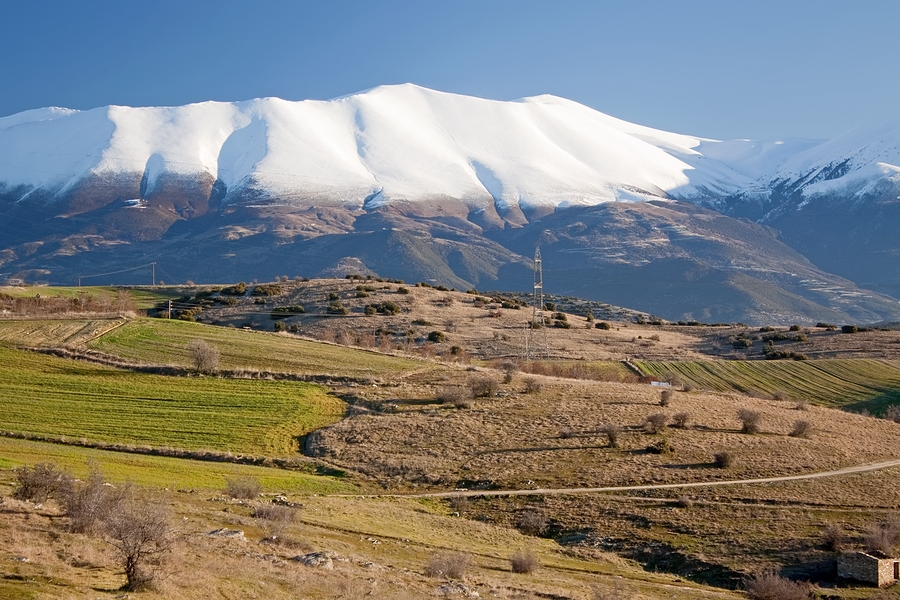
[884,405,900,423]
[773,390,791,402]
[558,427,575,439]
[448,496,469,512]
[789,420,813,439]
[510,549,540,573]
[523,377,543,394]
[795,400,810,412]
[676,496,694,508]
[822,523,844,552]
[592,580,637,600]
[743,569,812,600]
[468,375,498,398]
[425,551,469,579]
[224,476,262,499]
[104,485,172,591]
[13,462,70,503]
[659,389,673,406]
[499,360,519,383]
[714,451,734,469]
[436,386,473,408]
[738,408,763,434]
[253,504,296,540]
[601,423,623,448]
[516,510,548,536]
[672,412,691,429]
[644,413,668,434]
[187,338,219,374]
[63,467,112,534]
[864,517,900,556]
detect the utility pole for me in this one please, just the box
[151,262,156,286]
[526,246,548,359]
[168,300,172,319]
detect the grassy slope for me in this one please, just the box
[634,359,900,412]
[0,347,345,455]
[84,318,424,377]
[0,437,353,494]
[0,318,125,347]
[0,285,178,309]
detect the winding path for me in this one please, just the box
[380,458,900,499]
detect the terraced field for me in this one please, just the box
[0,347,345,455]
[84,318,424,378]
[0,318,126,347]
[634,359,900,413]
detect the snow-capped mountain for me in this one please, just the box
[1,85,899,322]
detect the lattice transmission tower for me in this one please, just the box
[525,246,548,359]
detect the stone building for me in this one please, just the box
[837,552,900,587]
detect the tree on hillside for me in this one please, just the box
[187,339,219,374]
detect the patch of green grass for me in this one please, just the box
[0,347,345,455]
[634,359,900,409]
[0,437,354,494]
[85,317,423,377]
[0,285,178,309]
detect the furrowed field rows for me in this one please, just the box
[0,318,125,346]
[84,318,423,377]
[633,359,900,410]
[0,347,345,455]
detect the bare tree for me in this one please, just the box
[104,485,172,591]
[187,339,219,374]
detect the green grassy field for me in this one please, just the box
[83,317,424,377]
[0,285,178,309]
[0,437,354,494]
[0,347,345,455]
[634,359,900,413]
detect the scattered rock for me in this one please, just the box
[294,551,335,569]
[208,528,245,539]
[435,581,480,597]
[14,556,29,562]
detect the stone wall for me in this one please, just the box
[838,552,899,587]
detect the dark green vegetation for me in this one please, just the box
[0,346,345,454]
[634,359,900,414]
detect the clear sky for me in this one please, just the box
[2,0,898,141]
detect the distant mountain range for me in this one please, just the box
[1,84,898,324]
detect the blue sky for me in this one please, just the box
[2,0,898,140]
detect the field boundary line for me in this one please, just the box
[371,458,900,499]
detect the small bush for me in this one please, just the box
[436,386,473,409]
[253,504,296,540]
[644,413,668,434]
[13,463,70,503]
[713,451,734,469]
[646,438,673,454]
[425,552,469,579]
[64,467,112,534]
[864,518,900,556]
[743,569,812,600]
[427,330,446,343]
[675,495,694,508]
[468,375,499,398]
[221,282,247,296]
[738,408,763,434]
[841,325,859,334]
[601,423,622,448]
[187,338,219,374]
[592,580,636,600]
[448,496,469,512]
[224,476,262,499]
[516,510,548,536]
[595,321,611,330]
[822,523,844,552]
[397,286,410,294]
[672,412,691,428]
[795,400,810,411]
[499,360,519,383]
[523,377,542,394]
[510,549,540,574]
[884,404,900,423]
[789,420,813,439]
[789,324,802,331]
[659,389,673,406]
[104,487,171,592]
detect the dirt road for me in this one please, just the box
[388,458,900,499]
